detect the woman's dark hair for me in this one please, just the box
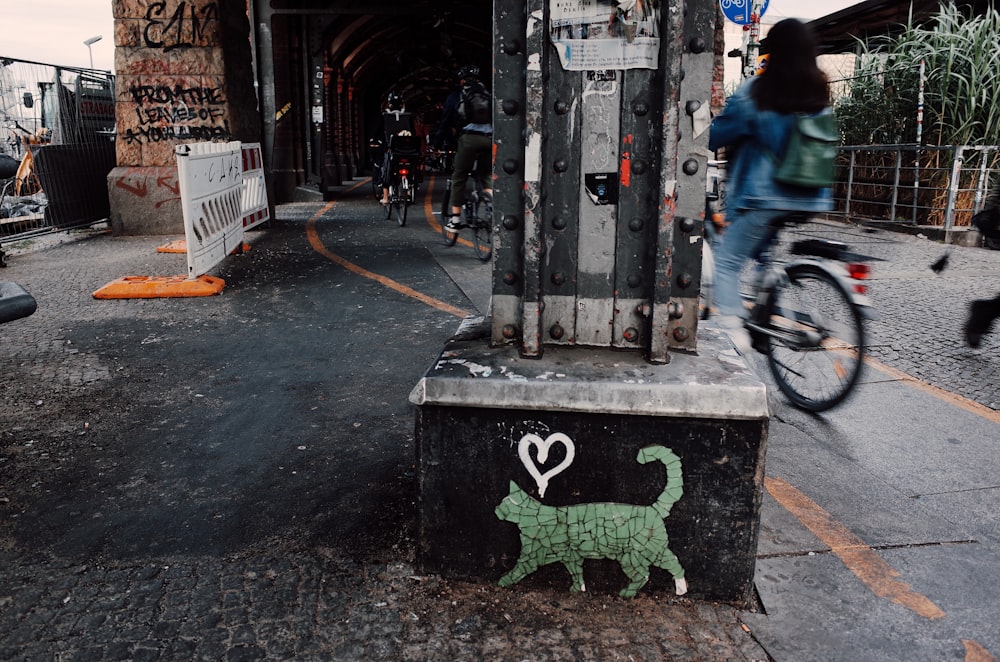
[751,18,830,114]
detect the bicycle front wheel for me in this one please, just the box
[763,264,865,412]
[473,225,492,261]
[471,191,492,261]
[440,182,457,246]
[384,185,394,220]
[371,166,382,200]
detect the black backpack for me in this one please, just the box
[382,110,414,142]
[458,81,492,124]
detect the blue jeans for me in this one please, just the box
[713,208,786,318]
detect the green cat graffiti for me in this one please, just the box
[495,445,687,598]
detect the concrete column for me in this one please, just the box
[413,326,768,604]
[108,0,261,235]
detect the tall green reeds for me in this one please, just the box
[836,3,1000,148]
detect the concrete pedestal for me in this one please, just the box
[411,320,770,605]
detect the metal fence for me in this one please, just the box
[834,144,1000,231]
[1,57,115,263]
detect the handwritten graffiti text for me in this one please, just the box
[143,1,219,52]
[123,122,232,145]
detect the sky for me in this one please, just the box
[764,0,867,22]
[0,0,866,73]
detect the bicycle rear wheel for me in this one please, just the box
[440,182,457,246]
[395,177,409,226]
[472,191,493,261]
[762,264,865,412]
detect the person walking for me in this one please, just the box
[964,195,1000,347]
[707,19,835,352]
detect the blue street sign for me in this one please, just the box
[720,0,769,26]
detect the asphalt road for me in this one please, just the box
[1,175,998,661]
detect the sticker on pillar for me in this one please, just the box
[585,173,618,205]
[549,0,660,71]
[495,445,687,597]
[586,70,617,82]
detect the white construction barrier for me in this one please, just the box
[240,142,270,230]
[176,141,245,279]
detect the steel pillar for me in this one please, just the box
[492,0,713,361]
[415,0,769,605]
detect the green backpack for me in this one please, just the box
[772,112,840,189]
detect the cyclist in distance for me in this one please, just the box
[707,19,834,353]
[372,91,415,206]
[430,65,493,233]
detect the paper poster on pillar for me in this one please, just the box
[549,0,660,71]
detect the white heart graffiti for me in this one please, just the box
[517,432,576,498]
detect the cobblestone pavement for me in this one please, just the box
[2,205,997,660]
[1,551,765,661]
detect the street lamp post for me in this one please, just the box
[83,35,102,70]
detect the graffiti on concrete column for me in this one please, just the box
[123,82,231,145]
[120,2,231,145]
[143,1,220,52]
[495,444,687,597]
[517,432,576,498]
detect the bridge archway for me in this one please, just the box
[253,1,492,201]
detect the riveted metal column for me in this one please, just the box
[614,70,661,351]
[414,0,769,605]
[493,0,711,359]
[539,52,582,347]
[513,0,548,356]
[650,0,714,361]
[492,0,528,348]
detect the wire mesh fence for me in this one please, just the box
[1,57,115,259]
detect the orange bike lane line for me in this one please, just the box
[767,476,997,660]
[768,356,1000,662]
[304,193,471,320]
[765,476,946,621]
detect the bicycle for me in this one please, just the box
[425,146,455,174]
[439,167,492,261]
[382,135,422,227]
[704,212,874,412]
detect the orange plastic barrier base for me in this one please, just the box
[92,275,226,299]
[156,240,187,254]
[155,240,251,254]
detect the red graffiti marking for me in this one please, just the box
[115,178,148,197]
[621,134,634,188]
[157,175,179,195]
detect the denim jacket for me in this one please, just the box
[708,78,833,214]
